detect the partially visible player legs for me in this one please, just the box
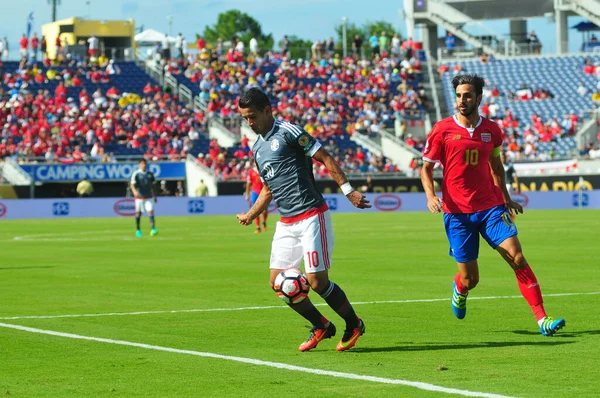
[453,260,479,319]
[496,236,565,336]
[254,214,261,234]
[269,269,335,352]
[149,211,157,236]
[444,211,480,319]
[145,200,158,236]
[261,210,268,231]
[306,270,365,352]
[302,212,364,352]
[135,212,142,237]
[134,199,143,237]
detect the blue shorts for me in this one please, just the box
[250,191,260,205]
[443,205,518,263]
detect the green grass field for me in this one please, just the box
[1,210,599,397]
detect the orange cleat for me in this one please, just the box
[298,322,336,352]
[336,319,365,352]
[254,228,261,234]
[262,222,267,232]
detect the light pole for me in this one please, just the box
[85,0,91,19]
[167,16,173,37]
[342,16,348,58]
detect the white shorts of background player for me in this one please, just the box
[134,198,154,214]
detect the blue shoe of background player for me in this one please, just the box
[452,282,468,320]
[135,230,142,237]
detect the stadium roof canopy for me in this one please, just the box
[135,29,176,45]
[440,0,555,20]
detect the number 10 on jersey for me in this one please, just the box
[465,149,479,166]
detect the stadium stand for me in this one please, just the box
[439,55,600,160]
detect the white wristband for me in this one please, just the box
[340,182,354,195]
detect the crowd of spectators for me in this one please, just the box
[0,75,207,163]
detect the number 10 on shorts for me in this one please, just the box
[306,251,320,268]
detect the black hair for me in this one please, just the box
[452,74,485,96]
[239,88,271,111]
[139,158,147,164]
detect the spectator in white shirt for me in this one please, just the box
[249,37,258,55]
[88,34,99,58]
[176,33,184,58]
[577,82,588,96]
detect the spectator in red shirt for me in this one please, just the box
[41,36,47,59]
[20,34,28,58]
[55,81,68,98]
[31,33,39,60]
[196,35,206,51]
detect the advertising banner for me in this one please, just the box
[1,191,599,220]
[20,162,186,182]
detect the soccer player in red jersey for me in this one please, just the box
[421,74,565,336]
[244,158,268,234]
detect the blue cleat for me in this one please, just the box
[540,317,566,336]
[150,228,158,236]
[135,230,142,237]
[451,282,468,319]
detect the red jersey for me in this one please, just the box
[247,168,263,194]
[423,115,505,214]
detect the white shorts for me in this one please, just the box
[135,198,154,214]
[506,183,514,195]
[270,211,334,274]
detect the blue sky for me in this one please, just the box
[0,0,589,55]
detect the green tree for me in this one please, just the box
[335,20,402,56]
[285,35,313,60]
[334,21,364,55]
[363,20,401,38]
[204,10,274,52]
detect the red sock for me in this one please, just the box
[262,213,268,223]
[515,264,546,321]
[454,273,469,294]
[254,217,261,228]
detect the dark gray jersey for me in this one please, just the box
[253,120,325,218]
[131,169,155,198]
[504,163,516,185]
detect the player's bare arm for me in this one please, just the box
[421,161,443,214]
[130,183,139,198]
[489,153,522,215]
[312,147,371,209]
[152,184,158,203]
[237,183,272,225]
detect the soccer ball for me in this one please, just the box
[273,268,310,304]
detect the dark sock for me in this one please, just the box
[135,215,141,230]
[287,297,327,328]
[319,281,359,329]
[149,215,155,229]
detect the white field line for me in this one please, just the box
[0,322,515,398]
[1,292,598,321]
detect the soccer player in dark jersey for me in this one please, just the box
[501,152,519,195]
[236,88,371,352]
[244,158,268,234]
[421,74,564,336]
[130,159,158,237]
[501,152,520,222]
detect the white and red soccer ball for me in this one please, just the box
[273,268,310,304]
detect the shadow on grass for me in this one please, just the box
[0,266,54,271]
[511,329,600,337]
[351,340,574,353]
